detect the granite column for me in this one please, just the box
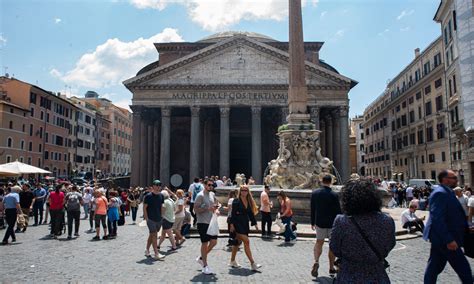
[131,109,141,186]
[139,114,147,186]
[251,106,262,184]
[160,107,171,186]
[189,106,200,183]
[219,107,230,179]
[339,106,350,182]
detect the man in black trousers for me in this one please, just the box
[310,175,341,278]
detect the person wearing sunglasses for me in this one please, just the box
[229,185,262,271]
[423,170,472,283]
[194,179,219,275]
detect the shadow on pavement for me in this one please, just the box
[136,257,156,265]
[277,242,295,247]
[190,273,218,282]
[228,268,259,276]
[312,276,335,283]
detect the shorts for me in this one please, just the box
[147,219,162,233]
[197,223,218,243]
[173,216,185,231]
[162,219,174,230]
[95,214,107,228]
[315,226,332,240]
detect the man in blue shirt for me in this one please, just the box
[423,170,473,283]
[188,177,204,227]
[32,183,47,226]
[2,185,21,245]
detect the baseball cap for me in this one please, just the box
[153,179,161,186]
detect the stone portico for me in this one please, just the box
[124,32,357,187]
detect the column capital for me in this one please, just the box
[161,107,171,117]
[251,106,262,116]
[219,107,230,118]
[339,106,349,117]
[190,106,200,117]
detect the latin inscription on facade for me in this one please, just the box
[171,92,288,102]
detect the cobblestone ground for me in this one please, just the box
[1,214,473,283]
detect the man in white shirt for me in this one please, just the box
[406,186,414,202]
[468,192,474,223]
[454,187,469,218]
[401,202,425,233]
[215,177,224,188]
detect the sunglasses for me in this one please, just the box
[207,184,213,186]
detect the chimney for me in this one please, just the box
[312,51,319,65]
[414,48,420,58]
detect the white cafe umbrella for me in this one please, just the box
[0,160,51,175]
[0,169,18,177]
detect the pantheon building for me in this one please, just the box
[124,31,357,187]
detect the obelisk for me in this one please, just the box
[287,0,310,125]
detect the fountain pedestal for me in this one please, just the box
[264,126,335,189]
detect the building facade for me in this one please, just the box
[125,32,356,187]
[0,76,78,177]
[69,97,97,173]
[83,93,132,176]
[364,37,452,182]
[435,0,474,186]
[351,115,366,176]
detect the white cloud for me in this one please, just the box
[335,29,345,38]
[129,0,318,31]
[51,28,184,89]
[114,98,132,112]
[0,34,7,46]
[400,26,411,32]
[320,11,327,18]
[54,18,62,24]
[378,29,390,37]
[397,9,414,20]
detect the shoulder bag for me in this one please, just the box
[350,216,390,270]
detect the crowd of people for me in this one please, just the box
[1,171,473,282]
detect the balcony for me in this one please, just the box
[448,94,459,107]
[452,120,464,134]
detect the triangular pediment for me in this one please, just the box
[124,36,356,90]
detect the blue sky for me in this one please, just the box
[1,0,441,116]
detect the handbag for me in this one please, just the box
[464,229,474,258]
[350,217,390,270]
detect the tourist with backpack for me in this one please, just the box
[65,186,83,240]
[188,177,204,227]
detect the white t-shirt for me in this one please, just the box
[175,198,185,218]
[401,209,419,226]
[406,187,414,198]
[458,195,469,216]
[215,180,224,187]
[227,197,234,217]
[468,196,474,208]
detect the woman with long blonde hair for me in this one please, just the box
[229,185,262,271]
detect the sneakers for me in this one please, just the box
[202,266,214,275]
[74,233,80,237]
[196,256,204,267]
[311,262,319,278]
[153,253,165,261]
[329,268,337,278]
[251,263,262,271]
[228,260,241,268]
[102,235,109,240]
[67,236,72,240]
[92,236,100,240]
[145,250,151,257]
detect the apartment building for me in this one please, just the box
[351,115,366,176]
[364,37,451,181]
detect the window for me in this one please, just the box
[44,151,49,160]
[425,101,432,116]
[425,85,431,95]
[434,53,442,67]
[418,107,423,119]
[401,115,407,126]
[28,142,32,151]
[408,97,414,104]
[427,126,434,142]
[437,123,445,139]
[429,154,435,163]
[418,130,424,144]
[424,62,431,75]
[29,124,33,136]
[402,101,407,109]
[415,69,421,82]
[448,20,453,39]
[22,124,25,132]
[6,155,11,163]
[435,96,443,111]
[449,79,453,97]
[435,78,442,89]
[410,133,416,145]
[442,151,446,162]
[30,107,34,117]
[453,75,457,94]
[9,121,13,129]
[7,137,12,147]
[30,93,37,104]
[409,111,415,123]
[39,144,42,153]
[416,92,421,100]
[453,10,457,30]
[444,27,448,45]
[421,155,425,164]
[20,140,24,150]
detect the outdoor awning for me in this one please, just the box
[0,160,51,175]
